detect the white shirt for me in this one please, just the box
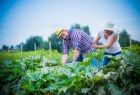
[98,31,121,53]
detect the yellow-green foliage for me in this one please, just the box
[0,46,140,95]
[0,50,61,63]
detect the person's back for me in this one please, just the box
[55,27,95,64]
[65,29,93,54]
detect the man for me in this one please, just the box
[92,22,121,65]
[55,27,95,64]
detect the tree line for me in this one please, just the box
[1,24,140,52]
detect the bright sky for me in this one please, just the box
[0,0,140,48]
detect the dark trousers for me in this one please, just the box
[77,53,84,62]
[69,53,84,63]
[101,51,121,65]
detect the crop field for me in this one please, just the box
[0,46,140,95]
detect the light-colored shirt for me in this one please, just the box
[98,31,121,53]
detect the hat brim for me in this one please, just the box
[57,30,63,38]
[104,28,114,31]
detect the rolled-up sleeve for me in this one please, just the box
[63,40,69,54]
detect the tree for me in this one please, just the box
[40,41,49,50]
[82,26,90,35]
[118,29,140,47]
[71,24,81,30]
[10,45,14,50]
[16,42,24,51]
[70,23,91,35]
[2,45,9,51]
[48,33,63,52]
[119,29,130,47]
[23,36,44,51]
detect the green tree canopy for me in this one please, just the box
[119,29,130,47]
[70,23,91,35]
[48,33,63,52]
[82,26,90,35]
[118,29,140,47]
[2,45,9,51]
[40,41,49,50]
[23,36,44,51]
[71,24,81,30]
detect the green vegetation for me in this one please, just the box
[119,30,140,47]
[0,46,140,95]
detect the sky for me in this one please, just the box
[0,0,140,48]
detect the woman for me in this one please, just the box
[92,22,121,65]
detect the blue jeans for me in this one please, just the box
[69,53,84,63]
[101,51,121,65]
[76,49,96,62]
[77,53,84,62]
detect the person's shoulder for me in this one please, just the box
[70,28,81,32]
[113,31,119,35]
[98,30,104,37]
[69,28,81,35]
[98,30,104,33]
[111,32,118,39]
[112,31,119,36]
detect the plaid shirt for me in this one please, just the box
[63,29,94,54]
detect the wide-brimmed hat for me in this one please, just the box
[104,22,114,31]
[55,27,63,38]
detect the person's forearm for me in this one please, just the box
[93,40,98,44]
[96,45,107,49]
[61,54,69,64]
[72,49,80,64]
[93,35,100,44]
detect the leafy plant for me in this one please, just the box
[0,47,140,95]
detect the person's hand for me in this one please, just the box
[92,43,98,48]
[71,61,76,64]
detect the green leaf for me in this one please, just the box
[107,83,122,95]
[26,70,43,81]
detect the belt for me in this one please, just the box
[104,51,121,56]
